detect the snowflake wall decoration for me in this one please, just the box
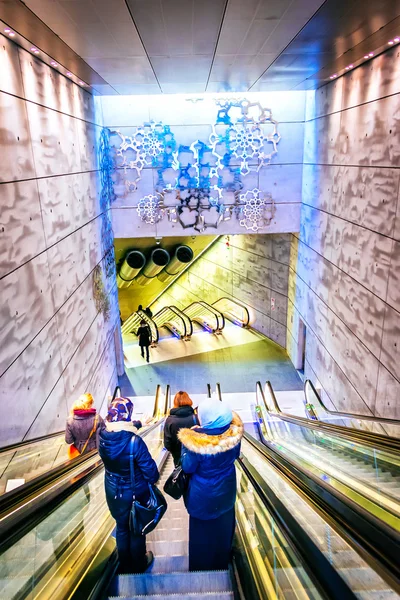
[238,189,276,232]
[110,98,281,233]
[168,188,230,233]
[137,194,165,225]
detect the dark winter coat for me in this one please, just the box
[65,409,104,453]
[164,406,198,466]
[178,413,243,520]
[98,425,159,497]
[137,324,151,347]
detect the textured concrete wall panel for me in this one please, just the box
[38,171,100,246]
[26,101,82,178]
[0,318,64,444]
[0,252,55,377]
[46,217,102,310]
[0,180,47,277]
[0,37,24,96]
[0,92,35,183]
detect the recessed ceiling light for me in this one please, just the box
[79,80,85,85]
[349,64,353,68]
[388,40,394,45]
[9,32,15,37]
[394,38,400,42]
[4,28,10,32]
[51,61,58,66]
[66,72,72,77]
[368,52,374,57]
[30,47,39,54]
[364,55,369,59]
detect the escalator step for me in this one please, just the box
[114,570,232,596]
[149,555,188,574]
[108,593,234,600]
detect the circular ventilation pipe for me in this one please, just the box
[117,250,146,289]
[158,245,194,282]
[136,248,170,286]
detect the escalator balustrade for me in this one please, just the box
[256,382,400,532]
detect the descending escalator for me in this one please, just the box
[257,381,400,531]
[1,383,400,599]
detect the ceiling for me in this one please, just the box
[2,0,400,93]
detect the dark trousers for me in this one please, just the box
[105,472,148,573]
[140,345,150,361]
[189,507,235,571]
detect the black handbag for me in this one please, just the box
[163,463,189,500]
[129,436,167,536]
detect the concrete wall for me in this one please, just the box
[287,46,400,418]
[152,234,291,348]
[0,35,118,445]
[101,92,305,238]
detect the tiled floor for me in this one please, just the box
[120,331,303,397]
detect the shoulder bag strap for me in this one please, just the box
[81,415,98,455]
[129,435,136,500]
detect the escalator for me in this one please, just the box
[152,306,193,340]
[257,381,400,530]
[1,383,400,599]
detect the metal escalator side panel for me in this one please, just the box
[0,420,167,600]
[246,428,400,591]
[236,457,356,600]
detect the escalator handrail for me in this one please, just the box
[305,379,400,425]
[0,385,122,456]
[0,419,165,556]
[245,430,400,592]
[259,381,400,452]
[238,455,357,600]
[122,310,159,343]
[212,297,250,326]
[163,384,171,415]
[168,305,193,337]
[199,301,225,330]
[184,301,222,331]
[153,306,188,338]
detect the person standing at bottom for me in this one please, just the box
[137,319,151,362]
[99,397,159,573]
[178,399,243,571]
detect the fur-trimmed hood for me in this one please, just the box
[178,412,243,455]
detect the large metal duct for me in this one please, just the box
[158,245,194,283]
[135,248,170,286]
[117,250,146,289]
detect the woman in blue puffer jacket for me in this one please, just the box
[178,399,243,571]
[99,397,159,574]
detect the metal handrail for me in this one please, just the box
[259,381,400,452]
[163,384,171,415]
[153,306,189,338]
[213,297,250,327]
[305,379,400,425]
[199,301,225,330]
[184,301,224,332]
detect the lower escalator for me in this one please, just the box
[1,388,400,599]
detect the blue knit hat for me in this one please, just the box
[198,399,232,430]
[107,397,134,422]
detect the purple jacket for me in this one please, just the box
[65,409,104,453]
